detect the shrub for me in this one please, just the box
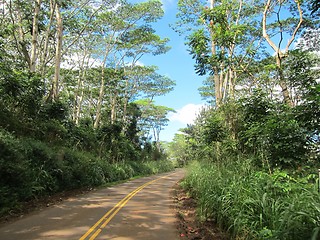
[239,92,308,170]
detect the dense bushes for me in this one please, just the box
[0,68,174,218]
[176,63,320,239]
[183,161,320,240]
[0,129,174,217]
[239,93,310,170]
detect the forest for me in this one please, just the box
[165,0,320,239]
[1,0,320,239]
[0,0,176,217]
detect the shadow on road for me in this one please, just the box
[0,170,184,240]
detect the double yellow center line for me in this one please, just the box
[79,173,175,240]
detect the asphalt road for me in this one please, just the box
[0,169,185,240]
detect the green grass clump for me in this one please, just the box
[182,160,320,240]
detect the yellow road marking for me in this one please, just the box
[79,172,175,240]
[88,229,101,240]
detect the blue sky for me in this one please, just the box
[131,0,208,142]
[130,0,306,142]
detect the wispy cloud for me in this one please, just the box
[125,60,145,67]
[169,103,206,125]
[130,0,174,11]
[161,0,174,7]
[61,54,102,70]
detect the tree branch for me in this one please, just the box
[285,0,303,53]
[262,0,279,52]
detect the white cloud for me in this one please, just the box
[169,103,206,125]
[135,60,145,66]
[160,0,175,11]
[161,0,174,6]
[125,60,145,67]
[61,54,102,70]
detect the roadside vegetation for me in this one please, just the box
[168,0,320,239]
[174,86,320,239]
[0,127,174,217]
[169,82,320,238]
[0,0,175,218]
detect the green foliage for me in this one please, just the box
[285,50,320,136]
[175,2,319,239]
[0,0,175,221]
[239,90,274,124]
[181,76,319,237]
[39,101,69,121]
[176,0,261,89]
[166,133,190,166]
[0,128,174,217]
[183,160,320,240]
[188,29,211,75]
[238,90,309,169]
[0,130,34,211]
[0,70,44,117]
[202,111,228,144]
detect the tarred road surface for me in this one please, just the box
[0,169,184,240]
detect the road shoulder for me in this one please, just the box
[172,182,229,240]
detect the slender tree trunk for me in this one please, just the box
[73,73,85,125]
[75,85,84,125]
[73,50,88,124]
[40,0,55,76]
[94,65,105,128]
[94,50,109,128]
[222,69,229,102]
[229,69,236,99]
[122,82,129,130]
[210,0,222,108]
[214,69,222,107]
[30,0,41,72]
[73,72,82,122]
[122,67,130,131]
[74,65,86,125]
[48,2,63,102]
[110,92,117,124]
[15,6,31,68]
[94,33,116,128]
[262,0,302,107]
[276,56,293,106]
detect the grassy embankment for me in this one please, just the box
[182,160,320,240]
[0,129,175,217]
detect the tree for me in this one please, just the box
[134,99,175,148]
[167,133,189,166]
[92,0,170,128]
[261,0,311,106]
[296,28,320,52]
[176,0,261,107]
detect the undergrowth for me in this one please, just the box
[182,160,320,240]
[0,129,175,217]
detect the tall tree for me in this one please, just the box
[93,0,170,128]
[176,0,261,107]
[135,99,175,147]
[49,0,63,102]
[261,0,308,106]
[30,0,41,72]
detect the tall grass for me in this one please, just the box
[182,160,320,239]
